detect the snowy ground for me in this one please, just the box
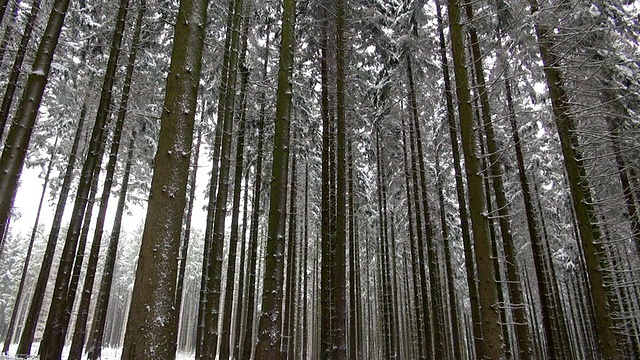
[1,345,195,359]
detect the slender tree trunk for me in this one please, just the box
[85,131,136,360]
[400,119,425,359]
[283,152,297,357]
[220,5,251,357]
[203,0,246,356]
[0,0,72,252]
[121,0,209,356]
[254,0,296,356]
[16,101,86,356]
[347,141,360,360]
[503,66,559,359]
[528,1,620,358]
[434,139,463,360]
[434,1,483,356]
[464,3,532,357]
[38,0,130,356]
[332,0,348,357]
[195,0,236,354]
[2,133,58,355]
[0,0,19,70]
[68,4,144,357]
[240,21,271,360]
[446,0,506,357]
[172,120,202,356]
[0,0,41,141]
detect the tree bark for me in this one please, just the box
[528,1,621,358]
[121,0,209,356]
[16,101,86,356]
[0,0,41,141]
[254,0,296,356]
[446,0,506,357]
[0,0,71,253]
[2,133,58,355]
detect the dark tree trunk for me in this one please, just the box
[528,0,621,357]
[254,0,296,355]
[240,20,271,360]
[446,0,506,357]
[120,0,209,356]
[2,133,58,355]
[434,1,482,357]
[85,132,136,360]
[68,3,144,356]
[38,0,130,356]
[0,0,41,141]
[16,101,86,356]
[0,0,72,253]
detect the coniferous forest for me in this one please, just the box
[0,0,639,359]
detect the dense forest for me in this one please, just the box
[0,0,638,359]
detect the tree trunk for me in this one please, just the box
[16,101,86,356]
[0,0,71,253]
[0,0,41,141]
[85,131,136,360]
[68,3,144,357]
[120,0,208,356]
[433,1,483,356]
[254,0,296,355]
[38,0,130,356]
[219,5,250,358]
[2,133,58,355]
[445,0,506,357]
[240,20,271,360]
[332,0,348,357]
[528,1,621,358]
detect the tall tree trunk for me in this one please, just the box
[172,120,202,356]
[16,101,86,356]
[319,1,336,356]
[120,0,209,356]
[332,0,348,357]
[446,0,506,357]
[219,8,250,356]
[434,138,463,360]
[464,2,532,357]
[2,133,58,355]
[0,0,41,141]
[433,1,483,357]
[528,1,620,358]
[0,0,71,252]
[195,0,236,354]
[347,141,360,360]
[240,20,271,360]
[85,131,136,360]
[407,55,445,360]
[400,119,425,359]
[68,3,144,356]
[203,0,245,356]
[39,0,130,356]
[254,0,296,356]
[283,152,298,357]
[503,65,559,359]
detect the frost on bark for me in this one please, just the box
[121,0,209,357]
[254,0,296,357]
